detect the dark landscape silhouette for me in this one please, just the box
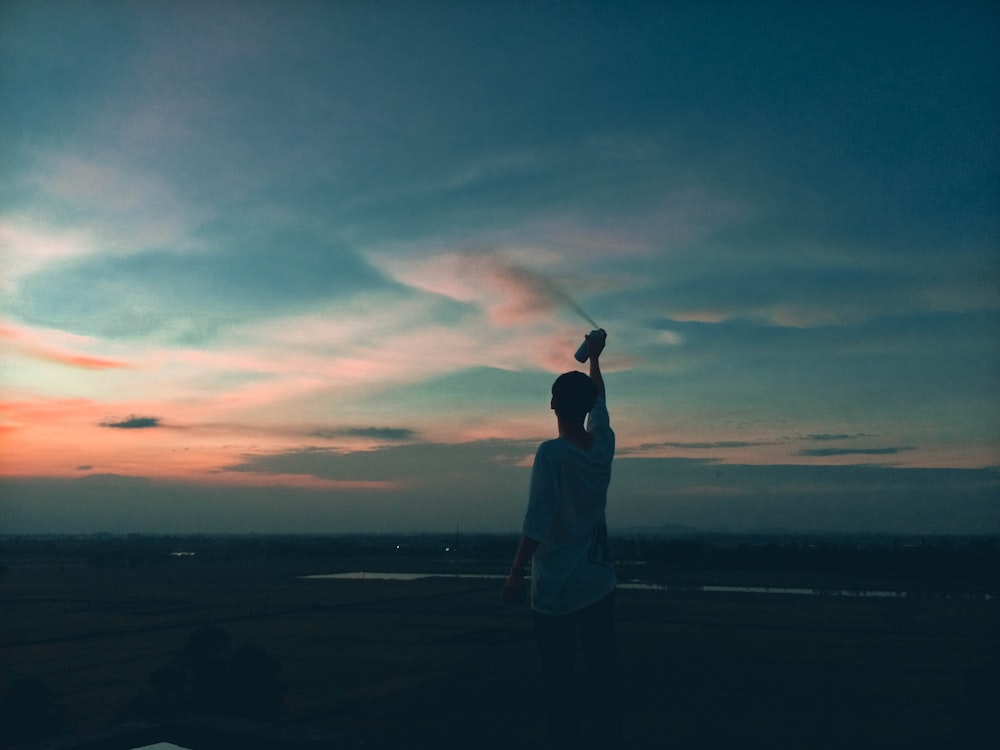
[1,533,997,749]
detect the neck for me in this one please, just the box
[558,419,593,450]
[558,419,587,440]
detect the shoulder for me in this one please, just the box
[537,437,566,454]
[535,438,578,468]
[534,438,558,460]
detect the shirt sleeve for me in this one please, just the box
[522,443,557,542]
[586,396,610,434]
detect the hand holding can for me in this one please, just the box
[574,328,607,363]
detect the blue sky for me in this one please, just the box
[1,1,998,535]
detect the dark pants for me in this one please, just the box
[532,591,621,750]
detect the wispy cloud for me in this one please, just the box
[803,433,875,442]
[0,321,132,370]
[2,153,207,293]
[313,427,417,442]
[620,440,772,456]
[0,221,98,294]
[798,447,914,458]
[227,440,535,483]
[369,248,602,327]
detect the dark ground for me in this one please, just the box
[1,545,998,750]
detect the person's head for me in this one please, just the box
[550,371,598,424]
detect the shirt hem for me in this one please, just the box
[530,581,617,616]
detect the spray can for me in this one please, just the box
[574,328,606,363]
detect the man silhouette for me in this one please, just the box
[503,330,621,749]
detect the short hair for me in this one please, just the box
[551,371,598,422]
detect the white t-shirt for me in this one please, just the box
[521,396,616,615]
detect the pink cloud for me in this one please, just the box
[33,350,130,370]
[371,250,600,327]
[0,321,132,370]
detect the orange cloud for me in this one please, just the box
[0,392,420,484]
[0,321,131,370]
[38,351,130,370]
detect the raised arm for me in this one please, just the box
[589,329,606,400]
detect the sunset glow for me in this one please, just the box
[2,1,997,535]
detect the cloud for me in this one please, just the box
[617,440,773,458]
[369,248,602,327]
[101,416,161,429]
[0,322,133,370]
[223,296,588,405]
[313,427,417,442]
[37,352,129,370]
[803,433,874,442]
[9,233,390,341]
[226,440,536,484]
[798,447,914,458]
[647,440,771,450]
[1,155,207,299]
[0,222,98,294]
[31,153,201,239]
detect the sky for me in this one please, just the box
[1,0,998,536]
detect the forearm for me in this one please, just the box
[510,535,539,572]
[502,535,538,605]
[589,354,606,400]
